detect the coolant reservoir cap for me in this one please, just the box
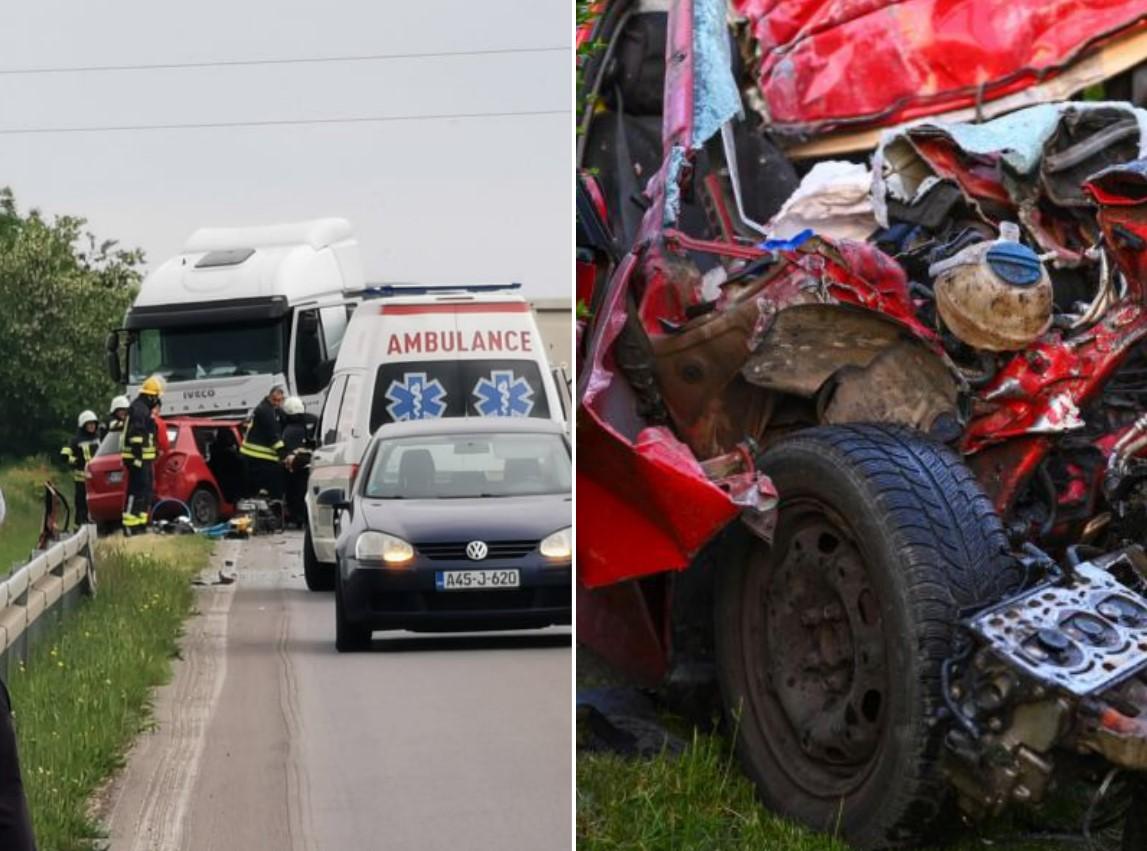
[986,242,1043,287]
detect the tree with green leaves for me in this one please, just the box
[0,188,143,459]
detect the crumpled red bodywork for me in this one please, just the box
[578,2,764,590]
[733,0,1147,136]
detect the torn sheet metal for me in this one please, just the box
[732,0,1147,136]
[577,416,755,587]
[875,103,1147,224]
[692,0,741,147]
[873,103,1147,261]
[766,160,876,243]
[663,145,688,226]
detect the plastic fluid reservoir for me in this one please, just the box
[929,222,1052,351]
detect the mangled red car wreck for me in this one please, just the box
[577,1,1147,847]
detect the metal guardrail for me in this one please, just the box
[0,525,97,674]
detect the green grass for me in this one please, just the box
[578,732,850,851]
[575,646,1108,851]
[0,459,58,571]
[7,534,212,851]
[577,733,1097,851]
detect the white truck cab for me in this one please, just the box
[108,218,365,417]
[302,286,566,590]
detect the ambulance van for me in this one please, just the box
[302,287,565,590]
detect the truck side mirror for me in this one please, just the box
[105,330,122,382]
[107,349,122,383]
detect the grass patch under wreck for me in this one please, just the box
[7,535,211,851]
[578,732,850,851]
[575,649,1099,851]
[577,731,1107,851]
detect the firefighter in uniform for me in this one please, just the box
[121,377,163,535]
[240,385,287,500]
[281,396,316,527]
[106,395,130,438]
[60,410,100,527]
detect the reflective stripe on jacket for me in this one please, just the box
[121,396,157,463]
[62,430,100,482]
[240,398,285,463]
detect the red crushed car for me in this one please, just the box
[85,417,245,529]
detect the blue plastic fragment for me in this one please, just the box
[759,229,815,252]
[986,242,1043,287]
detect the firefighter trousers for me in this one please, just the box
[244,457,284,501]
[122,462,154,532]
[73,481,88,526]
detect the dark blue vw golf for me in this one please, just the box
[319,418,571,651]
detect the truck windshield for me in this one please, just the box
[128,320,286,383]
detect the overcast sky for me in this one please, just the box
[0,1,571,298]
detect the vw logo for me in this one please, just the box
[466,540,489,561]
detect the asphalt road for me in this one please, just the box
[98,533,572,851]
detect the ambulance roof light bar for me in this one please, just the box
[358,283,522,299]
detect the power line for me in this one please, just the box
[0,46,569,76]
[0,108,569,135]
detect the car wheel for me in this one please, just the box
[304,525,335,591]
[714,424,1021,849]
[189,486,220,526]
[335,566,371,652]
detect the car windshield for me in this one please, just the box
[362,431,570,499]
[128,320,285,383]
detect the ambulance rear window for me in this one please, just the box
[370,359,550,429]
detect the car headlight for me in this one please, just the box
[355,531,415,565]
[539,527,571,561]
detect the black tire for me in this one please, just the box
[714,424,1020,849]
[303,525,335,592]
[188,486,220,526]
[335,566,371,652]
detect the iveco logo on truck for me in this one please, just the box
[183,389,216,399]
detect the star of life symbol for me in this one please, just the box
[472,370,534,417]
[385,372,448,421]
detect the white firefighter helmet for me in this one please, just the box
[78,410,99,428]
[931,223,1052,352]
[109,394,130,414]
[282,396,305,416]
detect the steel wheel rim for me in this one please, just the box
[741,498,890,798]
